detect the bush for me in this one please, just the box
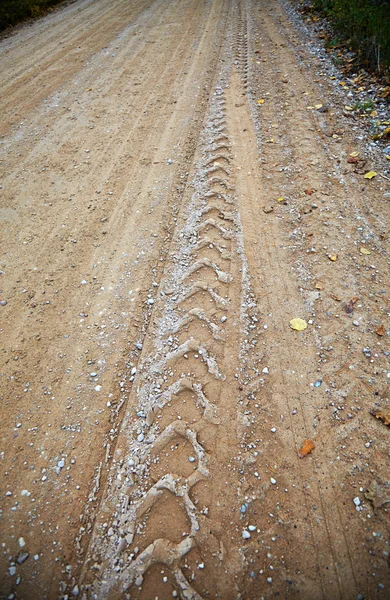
[311,0,390,72]
[0,0,65,31]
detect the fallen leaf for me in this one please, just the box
[315,282,324,290]
[257,99,265,105]
[350,151,360,157]
[330,294,341,301]
[345,105,353,111]
[360,247,371,255]
[345,296,359,314]
[298,439,315,458]
[376,324,385,336]
[277,197,284,202]
[370,110,378,117]
[364,171,377,179]
[290,318,308,331]
[364,480,390,510]
[314,103,323,109]
[347,157,360,164]
[304,189,314,195]
[371,408,390,426]
[328,254,338,261]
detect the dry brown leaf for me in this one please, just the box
[364,480,390,510]
[304,189,314,195]
[315,282,324,290]
[328,253,338,261]
[298,439,315,458]
[371,408,390,426]
[330,294,341,302]
[345,297,358,314]
[376,325,385,336]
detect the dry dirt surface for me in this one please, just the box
[1,0,390,598]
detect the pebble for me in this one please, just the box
[9,566,16,576]
[262,367,269,374]
[94,385,102,392]
[137,433,145,442]
[271,427,276,433]
[248,525,256,532]
[270,478,277,485]
[135,576,143,586]
[81,280,87,285]
[353,320,360,326]
[135,343,143,350]
[72,585,79,596]
[221,316,227,323]
[58,459,65,469]
[188,456,196,463]
[240,503,248,514]
[353,496,361,507]
[313,380,322,387]
[0,300,7,306]
[90,372,98,377]
[16,552,29,565]
[198,562,205,569]
[18,537,25,548]
[242,530,251,540]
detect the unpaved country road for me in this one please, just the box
[1,0,389,598]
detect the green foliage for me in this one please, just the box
[0,0,64,31]
[311,0,390,72]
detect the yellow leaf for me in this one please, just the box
[315,282,324,290]
[364,171,377,179]
[345,105,353,111]
[370,110,378,117]
[290,318,308,331]
[386,155,390,160]
[360,247,371,255]
[277,197,284,202]
[340,81,346,86]
[306,106,314,110]
[328,254,338,261]
[350,151,359,157]
[257,99,265,105]
[314,104,323,109]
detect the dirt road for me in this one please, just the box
[1,0,389,598]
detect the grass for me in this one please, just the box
[310,0,390,73]
[0,0,66,31]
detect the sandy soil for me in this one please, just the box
[0,0,389,598]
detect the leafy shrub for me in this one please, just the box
[311,0,390,72]
[0,0,65,31]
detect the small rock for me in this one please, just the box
[353,497,361,507]
[248,525,256,532]
[135,343,143,350]
[263,206,274,214]
[94,385,102,392]
[9,566,16,576]
[16,552,29,565]
[137,433,145,442]
[18,538,25,548]
[270,477,277,485]
[188,456,196,463]
[242,530,251,540]
[135,575,143,586]
[0,300,7,306]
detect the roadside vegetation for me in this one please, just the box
[305,0,390,74]
[0,0,66,31]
